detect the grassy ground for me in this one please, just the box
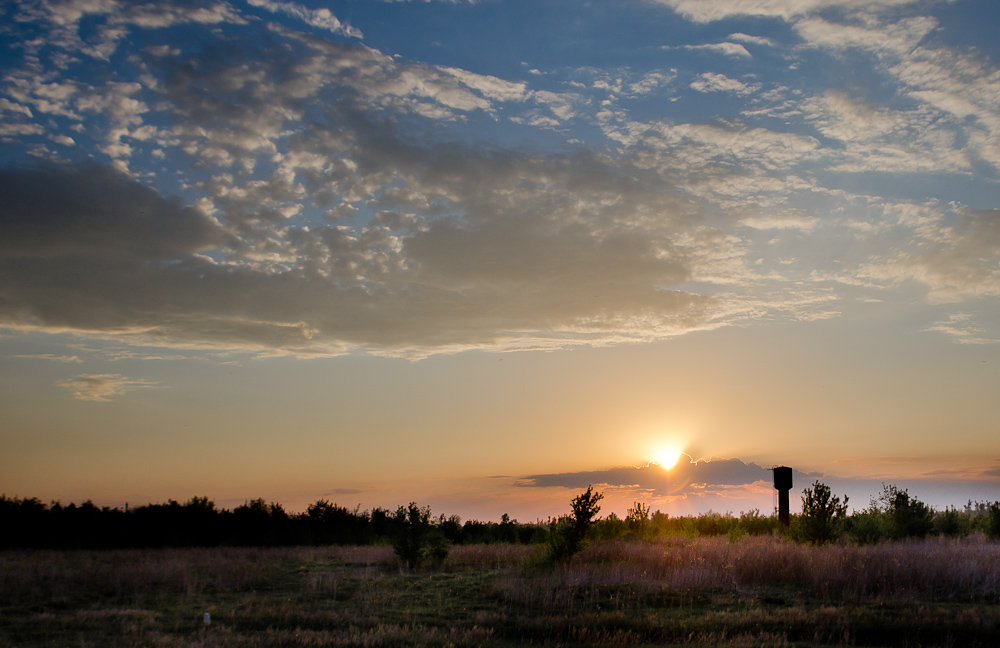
[2,537,999,647]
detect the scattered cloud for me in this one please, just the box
[325,488,362,496]
[727,33,776,47]
[246,0,363,38]
[740,213,819,231]
[926,313,998,345]
[653,0,929,23]
[1,0,998,360]
[13,354,83,363]
[689,72,759,95]
[56,373,158,402]
[677,42,753,58]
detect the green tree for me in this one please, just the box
[883,486,933,540]
[800,480,849,544]
[549,485,604,565]
[987,502,1000,540]
[392,502,449,569]
[626,501,651,538]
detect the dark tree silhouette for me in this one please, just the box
[800,480,848,544]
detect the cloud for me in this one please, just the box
[14,354,83,363]
[678,42,752,58]
[740,213,819,231]
[855,208,1000,302]
[654,0,928,23]
[325,488,362,495]
[247,0,362,38]
[803,90,968,174]
[3,0,998,359]
[727,33,776,47]
[0,158,727,356]
[926,313,998,345]
[517,456,815,498]
[689,72,758,95]
[0,165,223,263]
[56,373,158,401]
[794,15,937,56]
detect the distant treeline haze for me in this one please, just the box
[2,483,999,550]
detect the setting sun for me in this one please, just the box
[655,448,683,470]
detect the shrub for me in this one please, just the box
[884,486,934,540]
[737,509,781,536]
[392,502,449,569]
[626,501,651,539]
[593,512,626,541]
[848,510,888,545]
[799,481,848,544]
[986,502,1000,540]
[548,485,603,565]
[933,506,971,538]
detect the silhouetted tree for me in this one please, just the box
[987,502,1000,540]
[626,501,651,539]
[883,485,933,540]
[800,480,848,544]
[392,502,449,569]
[549,485,603,565]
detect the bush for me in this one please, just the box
[626,501,651,539]
[986,502,1000,540]
[883,486,934,540]
[737,509,780,536]
[799,481,848,544]
[848,510,888,545]
[933,506,971,538]
[392,502,449,569]
[548,485,603,565]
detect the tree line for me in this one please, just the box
[3,482,999,556]
[0,496,541,550]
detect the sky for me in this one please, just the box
[1,0,999,522]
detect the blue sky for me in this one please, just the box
[1,0,998,520]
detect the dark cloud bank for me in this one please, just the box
[517,456,815,496]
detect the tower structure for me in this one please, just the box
[772,466,793,526]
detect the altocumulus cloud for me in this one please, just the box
[2,0,1000,358]
[56,374,159,402]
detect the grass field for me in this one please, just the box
[2,536,999,647]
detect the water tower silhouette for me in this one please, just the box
[772,466,793,526]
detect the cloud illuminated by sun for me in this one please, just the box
[654,447,684,469]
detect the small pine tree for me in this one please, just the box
[626,501,651,538]
[883,485,933,540]
[987,502,1000,540]
[800,480,848,544]
[392,502,449,569]
[549,485,603,565]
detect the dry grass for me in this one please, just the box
[2,538,1000,647]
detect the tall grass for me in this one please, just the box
[496,534,1000,609]
[4,538,1000,646]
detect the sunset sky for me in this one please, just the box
[1,0,998,522]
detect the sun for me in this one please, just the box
[655,447,683,469]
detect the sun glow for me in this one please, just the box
[655,448,683,470]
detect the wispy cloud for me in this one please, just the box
[247,0,362,38]
[14,354,83,363]
[654,0,929,23]
[56,373,159,402]
[677,42,752,58]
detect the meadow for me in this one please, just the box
[3,535,1000,648]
